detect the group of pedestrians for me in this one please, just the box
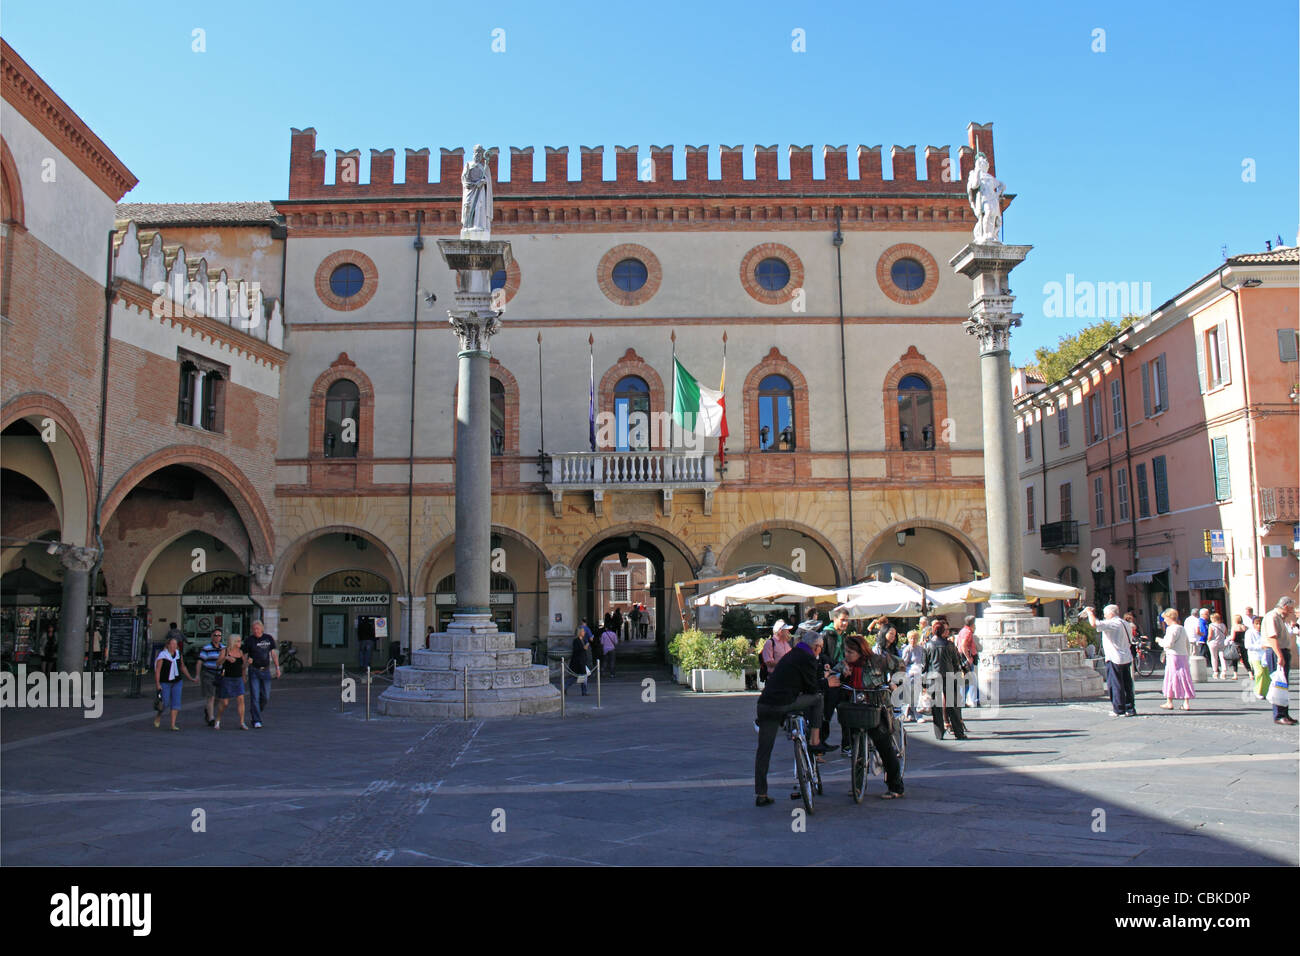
[565,616,620,695]
[152,620,281,731]
[1090,598,1295,726]
[754,609,981,806]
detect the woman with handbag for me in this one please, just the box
[1158,608,1196,711]
[1207,613,1229,679]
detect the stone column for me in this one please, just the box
[950,242,1103,702]
[397,595,426,650]
[58,545,99,672]
[545,563,575,652]
[377,235,559,717]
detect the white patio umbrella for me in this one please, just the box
[926,575,1083,612]
[832,579,928,618]
[693,573,838,608]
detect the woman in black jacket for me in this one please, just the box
[923,620,968,740]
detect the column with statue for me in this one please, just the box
[949,154,1104,702]
[379,146,560,717]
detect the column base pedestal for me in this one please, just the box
[975,602,1105,703]
[377,615,560,718]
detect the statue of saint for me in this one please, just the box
[966,152,1005,244]
[461,144,493,239]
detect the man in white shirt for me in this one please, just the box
[1086,604,1137,718]
[1261,597,1296,725]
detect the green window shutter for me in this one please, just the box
[1194,331,1207,393]
[1217,322,1231,385]
[1153,455,1170,514]
[1278,329,1298,363]
[1211,437,1231,501]
[1141,362,1152,417]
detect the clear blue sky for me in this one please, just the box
[3,0,1295,364]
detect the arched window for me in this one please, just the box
[613,375,650,451]
[324,380,360,459]
[897,374,934,451]
[490,378,506,456]
[758,374,795,451]
[1058,566,1080,587]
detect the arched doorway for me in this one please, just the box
[860,523,984,591]
[576,531,692,663]
[312,568,394,669]
[434,572,516,633]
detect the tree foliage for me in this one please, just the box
[1032,319,1132,384]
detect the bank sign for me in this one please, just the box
[312,594,389,606]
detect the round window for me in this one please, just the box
[890,258,925,292]
[329,263,365,298]
[612,258,648,292]
[755,257,790,291]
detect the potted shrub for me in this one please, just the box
[690,634,755,693]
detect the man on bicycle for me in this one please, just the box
[754,631,838,807]
[839,634,905,799]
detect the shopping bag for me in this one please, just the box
[1265,683,1290,708]
[1271,668,1289,689]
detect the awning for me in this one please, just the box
[1188,557,1224,590]
[1126,565,1170,585]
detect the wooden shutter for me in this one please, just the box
[1216,322,1230,385]
[1155,355,1168,411]
[1194,330,1207,393]
[1211,437,1230,501]
[1136,463,1149,517]
[1153,455,1169,514]
[1141,362,1152,417]
[1278,329,1299,363]
[1060,481,1072,521]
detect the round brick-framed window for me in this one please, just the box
[315,249,378,312]
[740,243,804,305]
[490,257,522,305]
[597,243,661,306]
[876,243,939,305]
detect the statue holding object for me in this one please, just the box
[967,152,1005,244]
[461,144,493,240]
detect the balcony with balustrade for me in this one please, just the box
[1039,520,1080,553]
[545,450,719,517]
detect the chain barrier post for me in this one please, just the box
[463,664,469,720]
[365,666,371,721]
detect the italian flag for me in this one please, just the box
[672,357,728,439]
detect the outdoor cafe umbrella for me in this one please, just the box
[692,573,838,608]
[832,579,928,618]
[925,575,1084,613]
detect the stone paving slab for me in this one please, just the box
[1,668,1295,866]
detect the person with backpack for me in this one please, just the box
[600,620,619,678]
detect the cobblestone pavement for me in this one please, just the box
[2,668,1296,866]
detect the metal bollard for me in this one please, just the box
[340,663,344,712]
[596,662,601,709]
[463,664,469,720]
[560,656,566,718]
[365,666,371,721]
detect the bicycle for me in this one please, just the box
[1132,637,1163,678]
[781,708,822,814]
[839,686,896,804]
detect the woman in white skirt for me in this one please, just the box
[1158,608,1196,710]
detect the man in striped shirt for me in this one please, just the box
[197,629,225,727]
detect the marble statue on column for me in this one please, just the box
[966,152,1005,244]
[461,144,493,240]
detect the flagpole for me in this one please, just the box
[719,330,728,473]
[670,330,677,451]
[588,333,596,452]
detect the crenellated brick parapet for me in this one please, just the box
[283,123,997,201]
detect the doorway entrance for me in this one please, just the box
[578,535,668,662]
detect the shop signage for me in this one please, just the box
[181,595,255,606]
[434,592,514,605]
[312,593,390,606]
[1208,530,1228,562]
